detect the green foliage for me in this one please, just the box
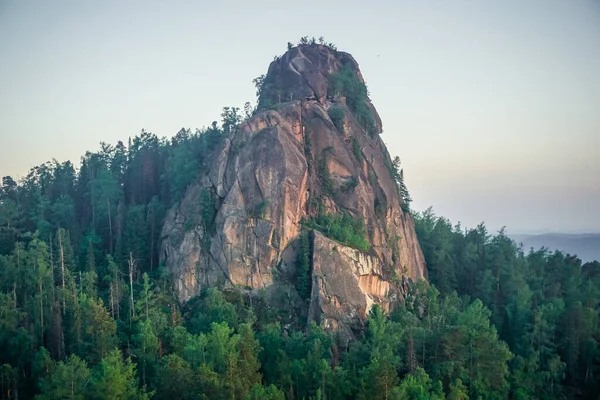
[198,188,216,235]
[340,176,359,193]
[387,156,412,212]
[251,199,270,220]
[122,204,149,265]
[396,368,445,400]
[163,126,224,203]
[395,157,412,211]
[411,208,600,399]
[351,136,363,161]
[183,288,241,334]
[358,347,399,398]
[303,212,370,252]
[328,106,345,132]
[245,383,285,400]
[88,349,151,400]
[34,353,90,400]
[447,379,469,400]
[330,65,375,134]
[154,354,197,399]
[297,231,312,300]
[1,79,599,400]
[252,74,266,100]
[318,151,334,196]
[80,295,118,364]
[295,35,338,51]
[234,323,263,397]
[132,319,159,386]
[221,106,243,135]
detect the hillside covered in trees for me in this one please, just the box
[1,39,599,399]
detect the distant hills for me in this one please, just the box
[509,233,600,263]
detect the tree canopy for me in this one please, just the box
[0,85,598,400]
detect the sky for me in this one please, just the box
[0,0,599,233]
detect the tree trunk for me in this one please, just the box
[58,231,66,314]
[50,301,64,359]
[115,267,120,320]
[49,232,55,302]
[145,290,149,320]
[407,332,416,373]
[90,168,95,232]
[129,252,135,321]
[107,198,113,254]
[15,245,20,309]
[39,281,44,344]
[422,333,425,367]
[110,283,115,319]
[116,200,124,244]
[148,207,155,271]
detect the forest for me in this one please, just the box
[0,102,599,399]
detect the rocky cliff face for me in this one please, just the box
[160,44,426,335]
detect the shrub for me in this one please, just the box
[296,231,312,300]
[252,74,266,99]
[374,196,386,217]
[368,168,378,186]
[391,156,412,213]
[184,218,194,232]
[331,65,367,111]
[318,153,333,196]
[351,137,362,161]
[330,65,375,135]
[252,200,270,219]
[308,197,325,215]
[304,136,313,172]
[198,188,216,233]
[328,106,345,132]
[302,212,369,252]
[340,176,358,193]
[355,106,376,136]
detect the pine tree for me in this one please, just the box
[89,350,151,400]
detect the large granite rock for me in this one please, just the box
[160,43,426,334]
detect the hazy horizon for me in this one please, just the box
[1,0,599,233]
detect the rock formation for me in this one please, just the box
[160,43,426,336]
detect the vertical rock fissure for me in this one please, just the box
[160,44,426,333]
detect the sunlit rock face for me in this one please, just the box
[161,43,426,335]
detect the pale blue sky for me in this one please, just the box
[1,0,599,233]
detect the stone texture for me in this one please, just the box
[160,43,426,334]
[309,231,394,337]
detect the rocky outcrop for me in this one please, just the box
[160,43,426,335]
[309,231,406,337]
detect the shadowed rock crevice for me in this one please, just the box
[160,43,426,336]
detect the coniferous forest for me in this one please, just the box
[1,107,600,398]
